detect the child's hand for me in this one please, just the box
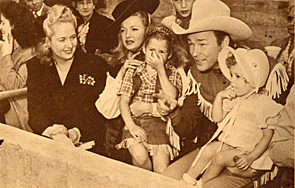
[128,124,147,143]
[154,92,178,116]
[218,87,237,100]
[233,155,253,171]
[146,51,165,72]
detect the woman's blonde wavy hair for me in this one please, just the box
[111,11,152,65]
[36,5,77,65]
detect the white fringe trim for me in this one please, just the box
[253,166,279,188]
[265,63,289,99]
[166,118,180,157]
[184,70,213,121]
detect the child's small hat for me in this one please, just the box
[218,47,270,91]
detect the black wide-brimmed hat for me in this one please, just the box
[107,0,160,33]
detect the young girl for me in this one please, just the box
[181,47,283,187]
[117,25,187,173]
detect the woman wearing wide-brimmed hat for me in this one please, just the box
[95,0,160,162]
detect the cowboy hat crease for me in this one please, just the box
[172,0,252,41]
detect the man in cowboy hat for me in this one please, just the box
[149,0,254,187]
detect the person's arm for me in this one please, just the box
[155,93,217,142]
[212,88,236,123]
[0,55,27,90]
[147,51,177,98]
[27,58,53,134]
[235,129,274,170]
[170,95,214,139]
[118,67,147,142]
[116,52,142,81]
[120,95,147,142]
[0,33,27,90]
[157,67,178,98]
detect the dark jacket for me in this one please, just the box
[84,11,117,55]
[27,49,108,154]
[270,36,293,61]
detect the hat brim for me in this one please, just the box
[172,16,252,41]
[107,0,159,33]
[218,47,252,82]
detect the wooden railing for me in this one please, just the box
[0,87,27,101]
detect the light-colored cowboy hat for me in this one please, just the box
[218,47,269,91]
[172,0,252,41]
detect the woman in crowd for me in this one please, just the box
[95,0,160,160]
[26,5,108,155]
[72,0,117,54]
[0,1,43,131]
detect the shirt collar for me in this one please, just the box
[34,3,44,17]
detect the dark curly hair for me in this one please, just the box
[0,1,43,49]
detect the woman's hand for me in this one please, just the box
[234,155,253,171]
[128,124,147,143]
[42,124,69,138]
[0,32,13,57]
[117,52,142,80]
[146,51,165,72]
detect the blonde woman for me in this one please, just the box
[27,5,108,155]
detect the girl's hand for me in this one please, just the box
[154,92,178,116]
[0,32,13,57]
[218,87,237,100]
[146,51,165,72]
[234,155,253,171]
[128,124,147,143]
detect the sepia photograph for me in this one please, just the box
[0,0,293,187]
